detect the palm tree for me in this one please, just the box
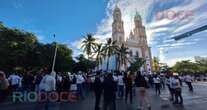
[153,57,160,72]
[128,57,146,72]
[93,43,105,70]
[116,43,129,71]
[103,38,118,71]
[81,33,97,59]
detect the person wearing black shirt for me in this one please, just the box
[135,71,151,110]
[34,71,43,91]
[124,72,133,104]
[93,72,103,110]
[103,73,117,110]
[22,72,34,91]
[60,75,71,101]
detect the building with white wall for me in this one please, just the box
[111,5,152,74]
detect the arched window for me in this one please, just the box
[129,50,133,57]
[135,51,139,58]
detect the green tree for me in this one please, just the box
[172,60,199,74]
[195,58,207,73]
[81,33,97,59]
[116,43,129,71]
[128,57,146,72]
[55,44,74,72]
[73,54,96,73]
[0,23,74,74]
[93,43,105,70]
[152,57,160,72]
[103,38,118,71]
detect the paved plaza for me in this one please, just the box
[1,83,207,110]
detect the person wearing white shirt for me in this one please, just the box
[166,76,174,101]
[153,75,161,95]
[40,73,56,92]
[174,75,183,104]
[185,75,193,92]
[113,75,118,82]
[170,75,177,102]
[76,71,85,99]
[8,73,21,91]
[76,74,85,84]
[40,72,56,110]
[117,73,124,99]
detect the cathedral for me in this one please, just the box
[111,5,153,74]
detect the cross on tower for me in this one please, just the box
[115,0,120,6]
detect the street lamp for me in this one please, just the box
[51,34,58,77]
[173,24,207,41]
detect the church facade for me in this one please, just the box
[112,6,152,74]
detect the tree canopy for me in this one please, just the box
[0,23,74,74]
[72,54,96,73]
[172,59,207,74]
[127,57,145,73]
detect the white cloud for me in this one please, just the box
[157,39,198,66]
[70,39,83,49]
[165,57,194,67]
[69,39,84,58]
[150,1,207,41]
[159,47,165,63]
[95,0,154,43]
[70,0,207,65]
[36,35,45,41]
[157,41,197,48]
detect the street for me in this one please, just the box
[1,82,207,110]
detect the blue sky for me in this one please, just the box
[0,0,107,42]
[0,0,207,66]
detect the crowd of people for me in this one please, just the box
[0,68,196,110]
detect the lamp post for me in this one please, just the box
[51,34,57,77]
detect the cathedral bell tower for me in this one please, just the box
[133,12,148,46]
[112,5,125,45]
